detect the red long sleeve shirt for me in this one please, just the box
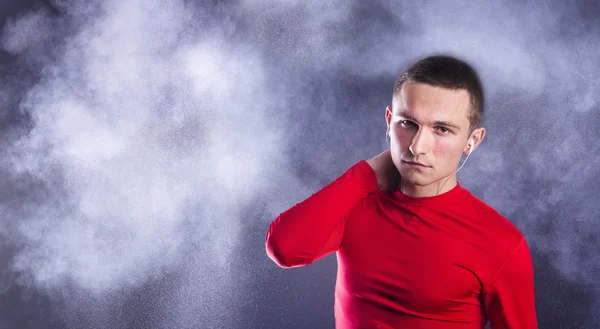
[266,160,538,329]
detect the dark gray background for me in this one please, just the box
[0,0,598,328]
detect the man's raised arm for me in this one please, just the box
[265,150,398,268]
[265,159,377,268]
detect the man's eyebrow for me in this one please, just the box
[433,120,461,130]
[396,112,419,122]
[397,112,461,130]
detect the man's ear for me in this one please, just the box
[468,127,486,152]
[385,106,392,129]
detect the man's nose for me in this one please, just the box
[409,128,431,155]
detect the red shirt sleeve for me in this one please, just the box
[483,237,539,329]
[265,160,378,268]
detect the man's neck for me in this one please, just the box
[398,175,458,198]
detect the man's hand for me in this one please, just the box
[366,150,400,192]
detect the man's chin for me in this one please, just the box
[399,172,429,186]
[402,172,456,188]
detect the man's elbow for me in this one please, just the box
[265,234,308,268]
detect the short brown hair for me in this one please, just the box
[393,55,484,133]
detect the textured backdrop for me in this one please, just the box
[0,0,598,328]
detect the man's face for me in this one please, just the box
[385,82,476,188]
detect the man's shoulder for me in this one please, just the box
[459,188,524,241]
[459,189,529,277]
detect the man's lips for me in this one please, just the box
[402,160,430,168]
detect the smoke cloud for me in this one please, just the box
[0,0,288,326]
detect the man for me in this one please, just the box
[265,55,538,329]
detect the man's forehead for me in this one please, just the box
[394,82,470,108]
[392,96,469,123]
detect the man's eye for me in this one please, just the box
[399,120,415,127]
[436,126,451,134]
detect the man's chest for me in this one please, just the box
[337,206,489,320]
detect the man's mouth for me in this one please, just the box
[402,160,430,168]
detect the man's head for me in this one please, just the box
[385,55,486,194]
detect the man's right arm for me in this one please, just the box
[265,160,378,268]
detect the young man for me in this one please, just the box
[266,55,538,329]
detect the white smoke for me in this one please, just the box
[1,0,282,302]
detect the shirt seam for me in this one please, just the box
[377,188,468,207]
[482,236,525,294]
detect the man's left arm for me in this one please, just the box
[483,237,539,329]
